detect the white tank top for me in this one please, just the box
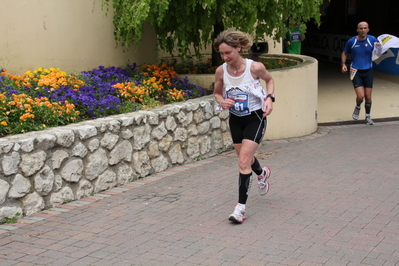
[222,59,266,116]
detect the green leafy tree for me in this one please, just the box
[102,0,323,66]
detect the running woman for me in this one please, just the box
[213,30,275,223]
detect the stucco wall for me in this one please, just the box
[0,0,158,75]
[266,55,318,139]
[1,1,284,74]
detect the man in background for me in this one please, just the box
[285,22,305,54]
[341,21,381,125]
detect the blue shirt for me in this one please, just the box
[343,35,378,70]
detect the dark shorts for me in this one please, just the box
[229,109,267,144]
[352,68,373,88]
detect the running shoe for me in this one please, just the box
[258,166,271,196]
[229,205,246,223]
[365,116,374,125]
[352,106,360,120]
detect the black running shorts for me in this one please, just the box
[352,68,373,88]
[229,109,267,144]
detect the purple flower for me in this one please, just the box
[171,76,206,100]
[0,64,208,122]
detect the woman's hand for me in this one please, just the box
[220,97,234,109]
[263,97,273,117]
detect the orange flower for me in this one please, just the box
[19,113,35,121]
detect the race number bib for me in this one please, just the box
[291,32,300,42]
[229,94,250,116]
[350,67,357,80]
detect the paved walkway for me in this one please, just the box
[1,62,399,266]
[1,122,399,266]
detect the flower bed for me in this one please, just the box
[0,64,207,137]
[0,57,298,138]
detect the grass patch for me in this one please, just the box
[0,213,21,224]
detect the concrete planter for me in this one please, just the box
[182,54,318,139]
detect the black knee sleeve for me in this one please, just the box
[365,102,372,114]
[251,157,263,176]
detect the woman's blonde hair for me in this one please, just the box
[213,30,253,52]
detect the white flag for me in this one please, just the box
[372,34,399,61]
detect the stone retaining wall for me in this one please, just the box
[0,96,232,219]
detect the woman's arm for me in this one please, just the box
[251,62,274,116]
[213,66,224,105]
[214,66,234,110]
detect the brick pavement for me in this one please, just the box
[1,121,399,265]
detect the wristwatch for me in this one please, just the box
[266,94,275,102]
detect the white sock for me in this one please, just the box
[236,203,245,211]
